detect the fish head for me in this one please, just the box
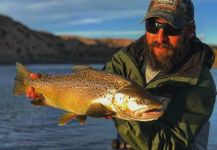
[112,85,165,121]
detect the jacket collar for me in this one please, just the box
[124,35,215,88]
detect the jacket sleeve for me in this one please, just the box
[104,52,216,150]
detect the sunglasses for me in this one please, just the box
[145,19,184,36]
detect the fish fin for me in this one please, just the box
[58,112,78,126]
[72,65,95,72]
[77,115,87,125]
[30,94,47,106]
[31,100,47,106]
[13,62,31,96]
[86,103,115,118]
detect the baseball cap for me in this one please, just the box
[145,0,194,29]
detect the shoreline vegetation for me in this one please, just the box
[0,15,217,68]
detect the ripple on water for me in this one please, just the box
[0,65,216,149]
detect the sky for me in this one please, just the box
[0,0,216,45]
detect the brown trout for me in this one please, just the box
[13,62,166,125]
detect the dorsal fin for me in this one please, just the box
[72,65,95,72]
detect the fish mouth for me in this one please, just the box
[134,106,163,119]
[114,104,164,121]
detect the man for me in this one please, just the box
[26,0,216,149]
[103,0,216,149]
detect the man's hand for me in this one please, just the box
[29,73,41,80]
[26,73,41,99]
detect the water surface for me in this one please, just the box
[0,64,216,150]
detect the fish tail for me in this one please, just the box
[13,62,31,96]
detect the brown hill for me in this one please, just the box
[212,46,217,68]
[0,15,133,64]
[0,15,216,67]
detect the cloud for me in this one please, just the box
[0,0,148,31]
[0,1,148,19]
[68,18,102,25]
[26,1,62,11]
[67,9,145,25]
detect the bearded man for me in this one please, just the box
[25,0,216,149]
[104,0,216,149]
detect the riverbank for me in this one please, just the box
[0,14,217,67]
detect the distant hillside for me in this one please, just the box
[0,15,133,64]
[0,15,216,68]
[212,46,217,68]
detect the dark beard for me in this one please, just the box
[147,33,191,74]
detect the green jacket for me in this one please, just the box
[104,35,216,150]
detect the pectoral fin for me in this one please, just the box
[30,94,47,106]
[31,100,47,106]
[58,112,78,126]
[86,103,115,118]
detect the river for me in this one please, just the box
[0,64,216,150]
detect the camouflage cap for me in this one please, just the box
[145,0,194,29]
